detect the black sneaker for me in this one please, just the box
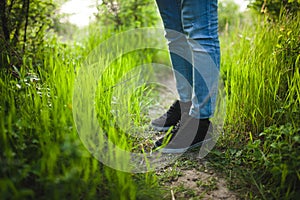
[153,113,212,154]
[150,100,192,131]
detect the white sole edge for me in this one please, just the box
[150,125,172,132]
[158,138,213,154]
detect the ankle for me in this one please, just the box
[178,100,192,113]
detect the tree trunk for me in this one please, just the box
[0,0,10,41]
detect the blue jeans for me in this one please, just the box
[156,0,220,119]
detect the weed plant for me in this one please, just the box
[212,13,300,199]
[1,6,299,200]
[0,24,160,199]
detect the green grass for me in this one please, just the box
[223,16,299,134]
[1,10,299,200]
[0,25,161,199]
[209,13,300,199]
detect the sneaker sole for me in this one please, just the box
[157,138,213,154]
[150,124,173,132]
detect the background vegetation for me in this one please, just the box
[249,0,300,19]
[214,10,300,199]
[0,0,299,199]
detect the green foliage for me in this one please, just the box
[1,0,299,199]
[223,13,300,135]
[249,0,300,20]
[0,0,56,69]
[51,14,78,41]
[96,0,159,30]
[0,24,161,199]
[218,0,243,33]
[213,11,300,199]
[247,124,300,198]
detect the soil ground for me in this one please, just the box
[153,69,238,200]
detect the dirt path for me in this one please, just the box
[157,151,238,200]
[153,70,238,200]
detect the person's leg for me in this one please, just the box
[153,0,220,153]
[181,0,220,119]
[155,0,193,102]
[151,0,193,131]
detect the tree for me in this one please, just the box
[96,0,159,30]
[218,0,243,33]
[0,0,56,70]
[249,0,300,19]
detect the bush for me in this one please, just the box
[218,0,243,33]
[249,0,300,20]
[0,0,56,70]
[96,0,159,30]
[217,10,300,200]
[247,124,300,199]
